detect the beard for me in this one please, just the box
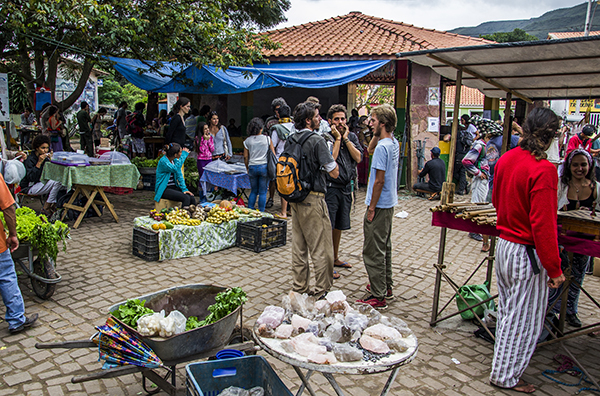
[373,125,383,137]
[310,118,320,131]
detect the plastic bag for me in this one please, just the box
[219,386,265,396]
[456,282,495,320]
[3,159,26,184]
[137,310,165,336]
[158,310,186,337]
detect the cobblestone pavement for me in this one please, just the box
[1,187,599,396]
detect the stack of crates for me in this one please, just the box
[132,227,159,261]
[186,356,292,396]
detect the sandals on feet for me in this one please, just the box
[333,270,340,279]
[490,379,536,394]
[334,261,352,268]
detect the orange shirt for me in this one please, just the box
[0,174,16,252]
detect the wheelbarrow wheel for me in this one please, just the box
[31,257,57,299]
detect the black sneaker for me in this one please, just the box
[265,198,274,208]
[9,313,39,334]
[566,313,582,328]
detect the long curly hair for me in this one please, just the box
[519,107,559,160]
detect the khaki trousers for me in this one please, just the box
[290,193,334,298]
[363,207,394,299]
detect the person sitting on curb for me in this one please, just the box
[412,147,446,198]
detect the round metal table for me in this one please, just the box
[254,325,418,396]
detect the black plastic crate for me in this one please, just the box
[236,217,286,253]
[186,355,293,396]
[132,227,159,261]
[142,174,156,191]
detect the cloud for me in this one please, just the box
[277,0,585,32]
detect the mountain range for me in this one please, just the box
[449,2,600,39]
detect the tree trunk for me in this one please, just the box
[55,59,94,112]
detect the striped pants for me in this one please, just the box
[490,238,548,388]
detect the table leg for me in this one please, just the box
[379,367,400,396]
[79,186,103,217]
[72,187,97,229]
[322,373,346,396]
[295,368,314,396]
[431,227,447,325]
[96,186,119,222]
[292,366,317,396]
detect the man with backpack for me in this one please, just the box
[323,104,362,275]
[277,101,339,300]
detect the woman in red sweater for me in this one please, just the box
[490,107,565,393]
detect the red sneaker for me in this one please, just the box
[356,296,388,310]
[365,284,394,300]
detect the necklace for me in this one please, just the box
[570,180,589,209]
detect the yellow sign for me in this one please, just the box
[569,99,600,113]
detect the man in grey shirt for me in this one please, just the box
[115,101,128,147]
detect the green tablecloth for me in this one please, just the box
[41,163,141,190]
[133,213,272,261]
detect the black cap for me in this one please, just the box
[582,125,596,136]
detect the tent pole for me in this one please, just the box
[501,92,512,155]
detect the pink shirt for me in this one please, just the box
[196,136,215,160]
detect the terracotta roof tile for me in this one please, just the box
[263,12,493,59]
[446,86,485,107]
[547,31,600,39]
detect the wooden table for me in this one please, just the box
[61,185,119,229]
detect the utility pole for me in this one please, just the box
[584,0,593,36]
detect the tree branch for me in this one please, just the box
[55,58,94,111]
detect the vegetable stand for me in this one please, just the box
[35,284,256,396]
[12,242,61,299]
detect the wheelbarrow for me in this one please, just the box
[11,242,61,299]
[35,284,256,395]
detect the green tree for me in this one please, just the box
[0,0,290,112]
[356,84,395,112]
[121,83,148,108]
[98,78,124,107]
[481,28,538,43]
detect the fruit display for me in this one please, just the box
[165,208,202,226]
[205,206,240,224]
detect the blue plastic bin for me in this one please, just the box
[185,355,293,396]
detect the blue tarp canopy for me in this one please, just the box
[109,57,390,94]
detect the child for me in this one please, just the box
[194,122,214,203]
[462,131,491,251]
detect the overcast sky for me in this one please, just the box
[275,0,587,32]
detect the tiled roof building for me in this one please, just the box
[547,31,600,39]
[445,86,485,107]
[263,12,494,60]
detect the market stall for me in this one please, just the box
[253,290,418,396]
[41,161,140,228]
[133,204,279,261]
[430,205,600,346]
